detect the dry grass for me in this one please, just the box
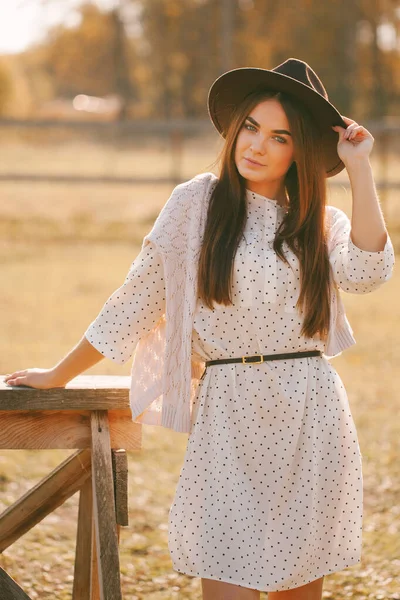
[0,140,399,599]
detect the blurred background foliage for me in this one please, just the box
[0,0,399,121]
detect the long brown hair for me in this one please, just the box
[198,89,332,341]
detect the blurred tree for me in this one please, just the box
[235,0,399,119]
[6,0,400,120]
[0,60,14,115]
[235,0,361,115]
[109,8,135,119]
[44,2,136,116]
[356,0,400,118]
[141,0,220,118]
[21,44,56,109]
[0,55,34,117]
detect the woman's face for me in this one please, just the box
[234,98,295,201]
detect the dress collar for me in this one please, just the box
[245,188,288,211]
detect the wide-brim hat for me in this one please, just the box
[207,58,347,177]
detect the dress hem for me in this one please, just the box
[171,554,362,592]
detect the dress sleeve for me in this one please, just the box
[327,206,395,294]
[84,240,165,365]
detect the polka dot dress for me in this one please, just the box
[85,187,393,592]
[167,190,364,591]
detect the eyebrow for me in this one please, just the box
[245,116,292,136]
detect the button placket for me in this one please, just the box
[263,203,278,304]
[238,231,257,307]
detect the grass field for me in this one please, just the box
[0,140,399,599]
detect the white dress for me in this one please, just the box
[85,188,392,592]
[169,190,365,592]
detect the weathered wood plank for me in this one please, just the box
[0,567,31,599]
[111,450,129,527]
[90,411,122,600]
[0,375,131,410]
[90,517,100,600]
[73,477,93,600]
[0,449,91,552]
[0,410,142,451]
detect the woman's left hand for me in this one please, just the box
[331,116,374,166]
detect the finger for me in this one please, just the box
[349,126,364,134]
[344,124,363,137]
[349,127,368,141]
[10,376,28,385]
[8,371,28,380]
[344,123,359,133]
[346,126,365,140]
[345,123,359,131]
[332,125,347,140]
[341,115,356,124]
[344,126,357,139]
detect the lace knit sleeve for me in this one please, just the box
[84,241,165,365]
[326,205,395,294]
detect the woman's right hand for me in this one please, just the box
[3,368,66,389]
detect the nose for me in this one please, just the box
[250,133,267,154]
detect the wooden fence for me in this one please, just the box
[0,118,399,198]
[0,375,138,600]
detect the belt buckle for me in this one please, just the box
[242,354,264,364]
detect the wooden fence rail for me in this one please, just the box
[0,118,399,197]
[0,375,139,600]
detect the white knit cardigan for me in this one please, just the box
[128,171,394,434]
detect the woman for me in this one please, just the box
[4,58,395,599]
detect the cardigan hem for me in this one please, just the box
[161,401,191,433]
[130,397,191,434]
[325,326,356,358]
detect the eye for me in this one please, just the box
[244,122,257,132]
[273,136,286,144]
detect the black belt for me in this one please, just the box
[205,350,322,367]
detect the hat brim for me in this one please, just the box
[207,67,347,178]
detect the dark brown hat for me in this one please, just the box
[207,57,348,177]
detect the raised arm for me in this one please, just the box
[328,116,395,294]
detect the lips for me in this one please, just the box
[244,157,265,166]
